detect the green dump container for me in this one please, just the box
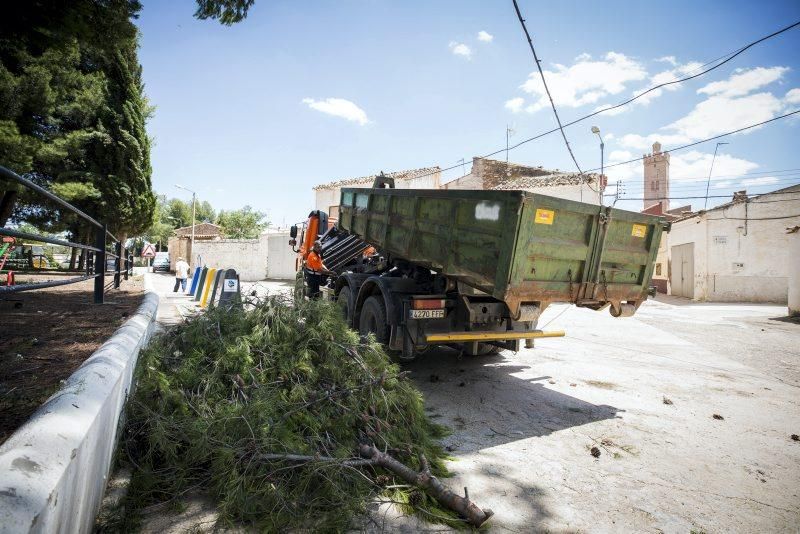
[338,188,667,318]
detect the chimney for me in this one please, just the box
[732,190,748,203]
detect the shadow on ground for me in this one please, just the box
[406,347,621,452]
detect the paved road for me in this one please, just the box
[136,280,800,533]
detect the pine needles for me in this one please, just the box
[116,295,457,531]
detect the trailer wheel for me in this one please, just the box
[477,343,502,355]
[359,295,390,344]
[337,286,353,326]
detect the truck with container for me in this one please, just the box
[290,176,668,360]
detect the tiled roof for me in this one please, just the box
[174,222,221,237]
[313,167,440,191]
[491,172,601,190]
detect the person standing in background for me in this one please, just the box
[174,256,190,293]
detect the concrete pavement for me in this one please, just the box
[121,283,800,532]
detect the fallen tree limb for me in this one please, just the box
[358,444,493,527]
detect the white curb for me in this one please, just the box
[0,274,160,533]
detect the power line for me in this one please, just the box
[502,19,800,157]
[710,213,800,221]
[622,177,800,193]
[585,110,800,173]
[512,0,583,174]
[362,18,800,185]
[608,167,800,182]
[612,189,800,201]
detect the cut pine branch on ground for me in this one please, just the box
[110,294,490,531]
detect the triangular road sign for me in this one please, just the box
[141,243,156,258]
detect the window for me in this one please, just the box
[655,263,662,276]
[328,205,340,220]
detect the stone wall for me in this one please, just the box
[471,157,555,189]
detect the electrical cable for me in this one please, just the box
[621,177,800,193]
[377,18,800,185]
[584,110,800,173]
[499,19,800,160]
[325,17,799,190]
[512,0,583,174]
[710,213,800,221]
[611,189,800,201]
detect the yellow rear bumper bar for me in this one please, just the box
[425,330,565,343]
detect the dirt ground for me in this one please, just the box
[105,278,800,533]
[0,275,144,445]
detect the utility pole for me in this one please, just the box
[703,142,729,210]
[506,125,515,163]
[175,184,197,265]
[591,126,604,205]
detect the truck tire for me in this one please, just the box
[337,286,353,327]
[359,295,390,344]
[476,343,502,355]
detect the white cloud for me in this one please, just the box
[741,176,779,187]
[301,98,370,125]
[477,31,493,43]
[574,53,592,62]
[518,51,647,112]
[665,92,784,140]
[785,88,800,105]
[629,60,703,106]
[669,150,759,184]
[449,41,472,59]
[698,66,789,98]
[656,56,678,66]
[618,133,690,151]
[605,150,760,191]
[609,150,633,161]
[505,97,525,113]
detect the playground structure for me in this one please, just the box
[0,236,16,286]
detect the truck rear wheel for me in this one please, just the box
[337,286,353,326]
[359,295,390,344]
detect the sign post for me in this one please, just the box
[141,243,156,268]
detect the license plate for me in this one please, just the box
[410,309,445,319]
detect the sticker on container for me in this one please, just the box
[534,208,555,225]
[475,201,501,221]
[631,224,648,238]
[223,279,239,292]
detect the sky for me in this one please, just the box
[135,0,800,225]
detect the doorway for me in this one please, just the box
[670,242,694,298]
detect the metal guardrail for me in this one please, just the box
[0,165,133,303]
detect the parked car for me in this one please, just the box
[152,251,170,272]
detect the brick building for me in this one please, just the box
[442,157,605,204]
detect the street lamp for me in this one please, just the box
[174,184,196,264]
[703,142,729,210]
[591,126,604,204]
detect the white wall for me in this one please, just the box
[193,238,267,281]
[267,233,297,279]
[788,229,800,315]
[667,187,800,302]
[524,183,602,204]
